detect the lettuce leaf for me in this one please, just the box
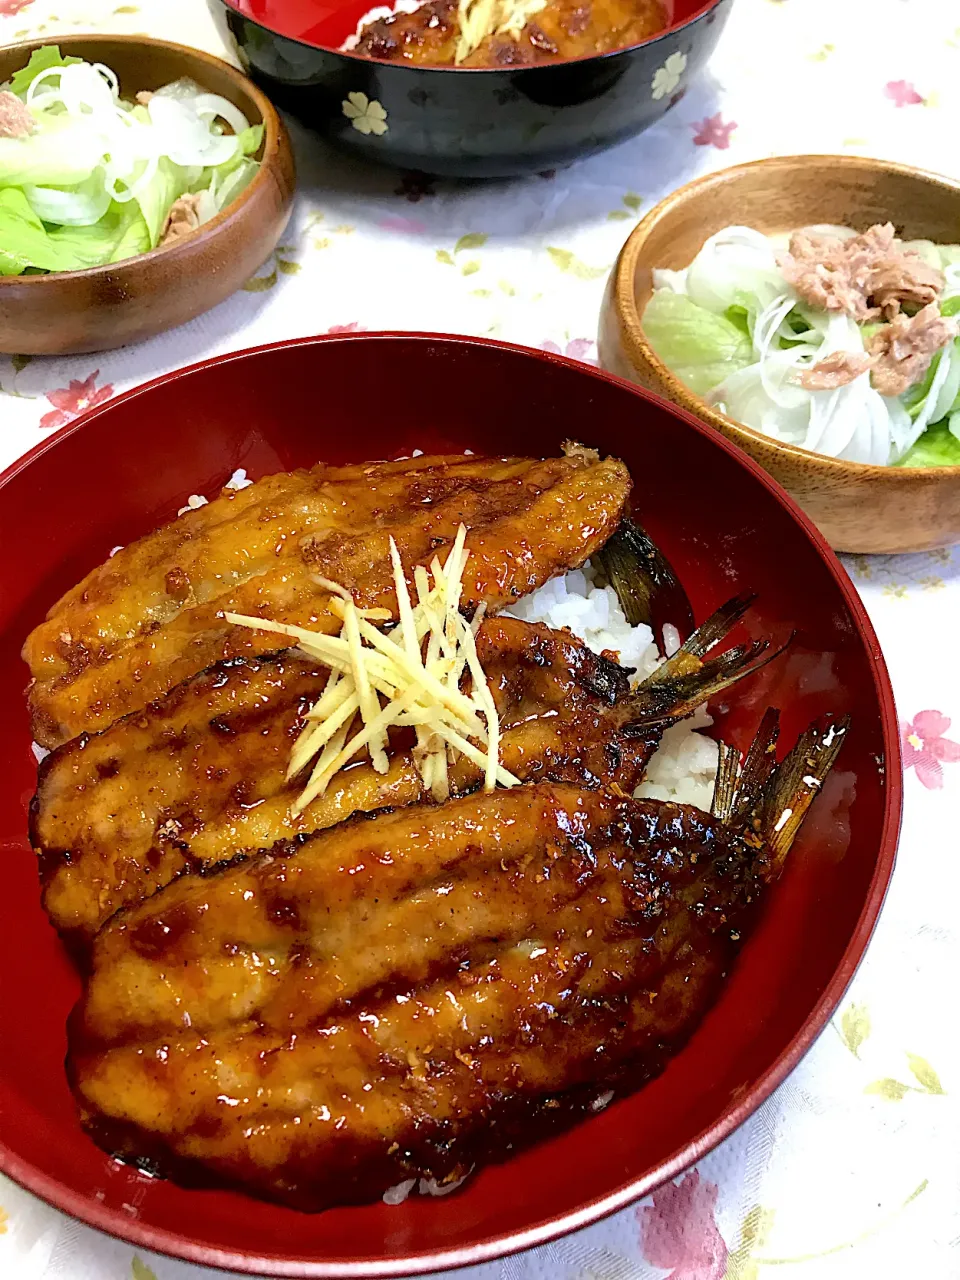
[134,156,192,248]
[189,123,263,202]
[724,304,751,337]
[237,123,264,157]
[0,118,105,188]
[47,200,151,266]
[894,417,960,468]
[0,187,149,274]
[0,187,72,274]
[644,289,754,396]
[6,45,83,97]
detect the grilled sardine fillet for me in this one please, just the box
[31,620,657,950]
[71,720,846,1211]
[25,451,630,747]
[36,603,776,949]
[353,0,667,66]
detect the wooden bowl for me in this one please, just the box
[219,0,731,179]
[598,154,960,554]
[0,333,899,1276]
[0,36,296,356]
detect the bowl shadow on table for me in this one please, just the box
[10,273,284,407]
[288,77,721,183]
[263,73,724,255]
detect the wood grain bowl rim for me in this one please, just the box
[0,331,903,1278]
[0,34,288,287]
[218,0,725,72]
[613,153,960,480]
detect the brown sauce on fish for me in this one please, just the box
[352,0,668,66]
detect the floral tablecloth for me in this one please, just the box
[2,0,960,1276]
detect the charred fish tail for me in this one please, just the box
[617,595,789,730]
[594,517,694,644]
[733,711,851,877]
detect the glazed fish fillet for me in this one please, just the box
[24,451,630,747]
[70,720,845,1210]
[35,601,775,948]
[352,0,667,66]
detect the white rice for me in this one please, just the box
[509,563,720,812]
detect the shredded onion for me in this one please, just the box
[8,56,259,262]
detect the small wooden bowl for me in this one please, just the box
[598,155,960,554]
[0,36,295,356]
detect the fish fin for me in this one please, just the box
[745,713,851,878]
[731,707,781,823]
[594,518,694,643]
[678,592,757,660]
[710,741,741,822]
[619,596,790,728]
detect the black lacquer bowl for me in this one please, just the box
[220,0,731,178]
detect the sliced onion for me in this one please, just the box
[10,55,259,259]
[152,77,206,104]
[147,95,239,167]
[190,92,250,137]
[24,169,113,225]
[194,183,219,224]
[57,62,117,118]
[90,62,120,98]
[104,153,158,203]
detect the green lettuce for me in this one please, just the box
[189,123,263,205]
[895,417,960,468]
[644,290,754,396]
[5,45,82,96]
[47,201,151,267]
[0,118,105,189]
[0,186,149,275]
[135,157,193,248]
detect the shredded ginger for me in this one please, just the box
[226,526,519,815]
[454,0,548,63]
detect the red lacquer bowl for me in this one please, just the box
[0,334,901,1277]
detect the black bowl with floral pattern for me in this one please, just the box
[219,0,731,178]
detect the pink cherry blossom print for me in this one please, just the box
[901,711,960,789]
[885,80,924,107]
[691,113,736,149]
[378,215,427,233]
[0,0,35,14]
[639,1170,728,1280]
[325,322,367,333]
[540,338,598,365]
[39,370,114,431]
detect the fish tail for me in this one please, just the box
[593,518,694,644]
[618,595,789,730]
[710,740,741,821]
[731,706,781,823]
[734,711,850,877]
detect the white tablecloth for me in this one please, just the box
[2,0,959,1275]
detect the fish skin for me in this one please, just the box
[33,617,662,950]
[352,0,667,66]
[70,781,762,1210]
[24,452,631,747]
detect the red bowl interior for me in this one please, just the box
[0,334,900,1278]
[223,0,716,58]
